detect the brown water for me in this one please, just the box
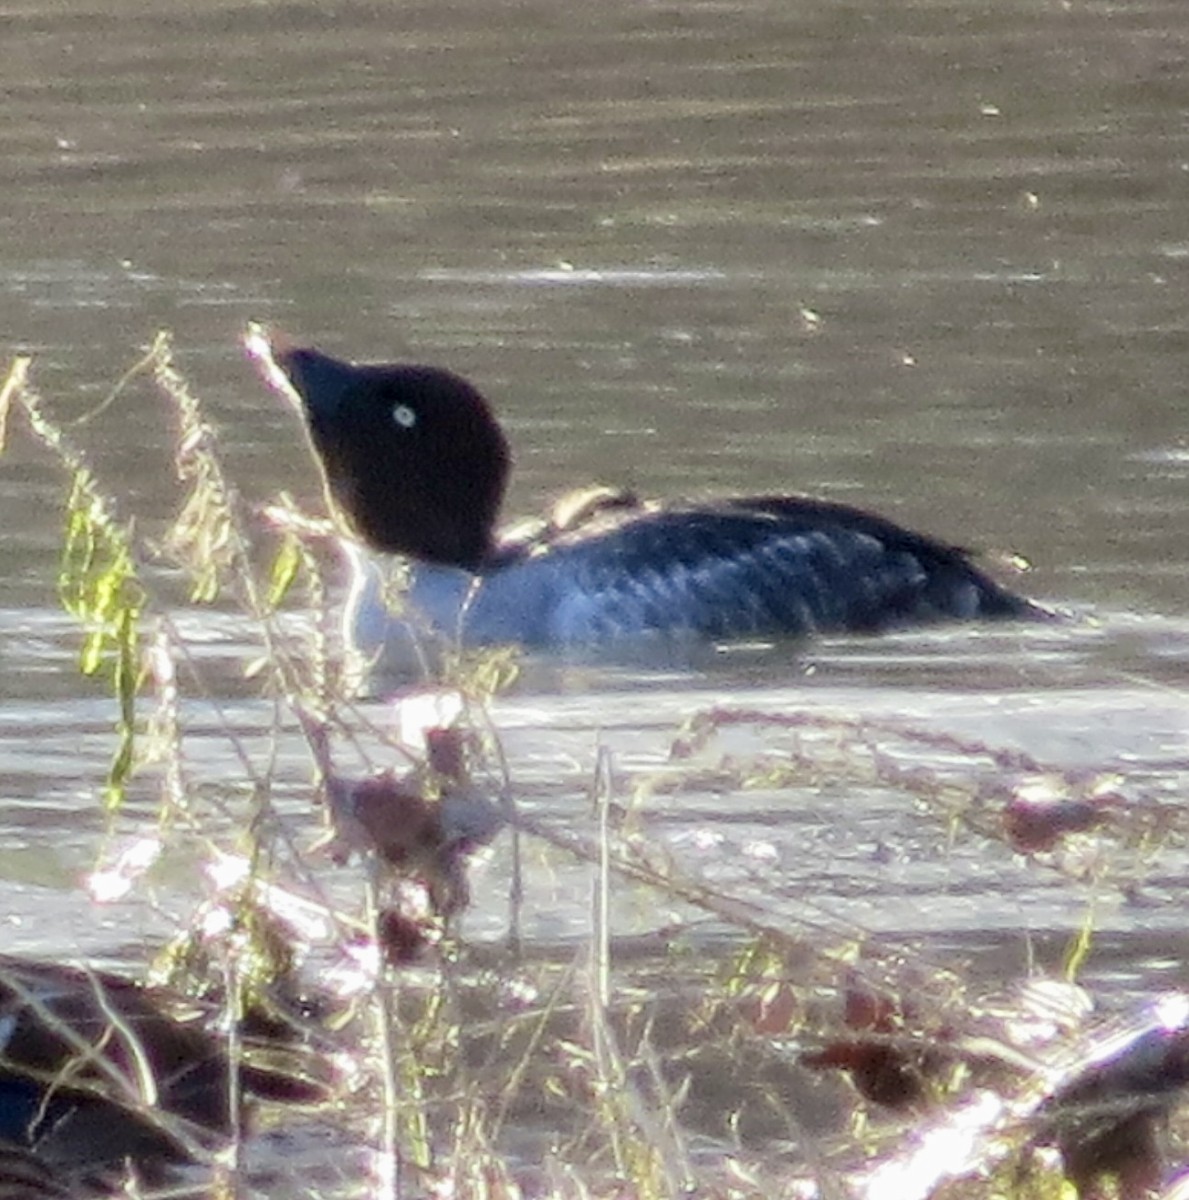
[2,0,1189,1190]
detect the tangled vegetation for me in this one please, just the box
[0,334,1187,1199]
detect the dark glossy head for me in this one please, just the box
[252,332,510,570]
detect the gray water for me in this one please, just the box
[1,0,1189,1188]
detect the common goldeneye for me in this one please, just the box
[248,327,1043,667]
[0,954,327,1171]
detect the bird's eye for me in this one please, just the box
[392,403,417,429]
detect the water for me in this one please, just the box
[2,0,1188,1189]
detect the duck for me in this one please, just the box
[247,326,1045,668]
[0,955,326,1179]
[0,1142,77,1200]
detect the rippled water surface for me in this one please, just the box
[2,0,1188,1190]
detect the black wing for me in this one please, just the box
[494,496,1036,646]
